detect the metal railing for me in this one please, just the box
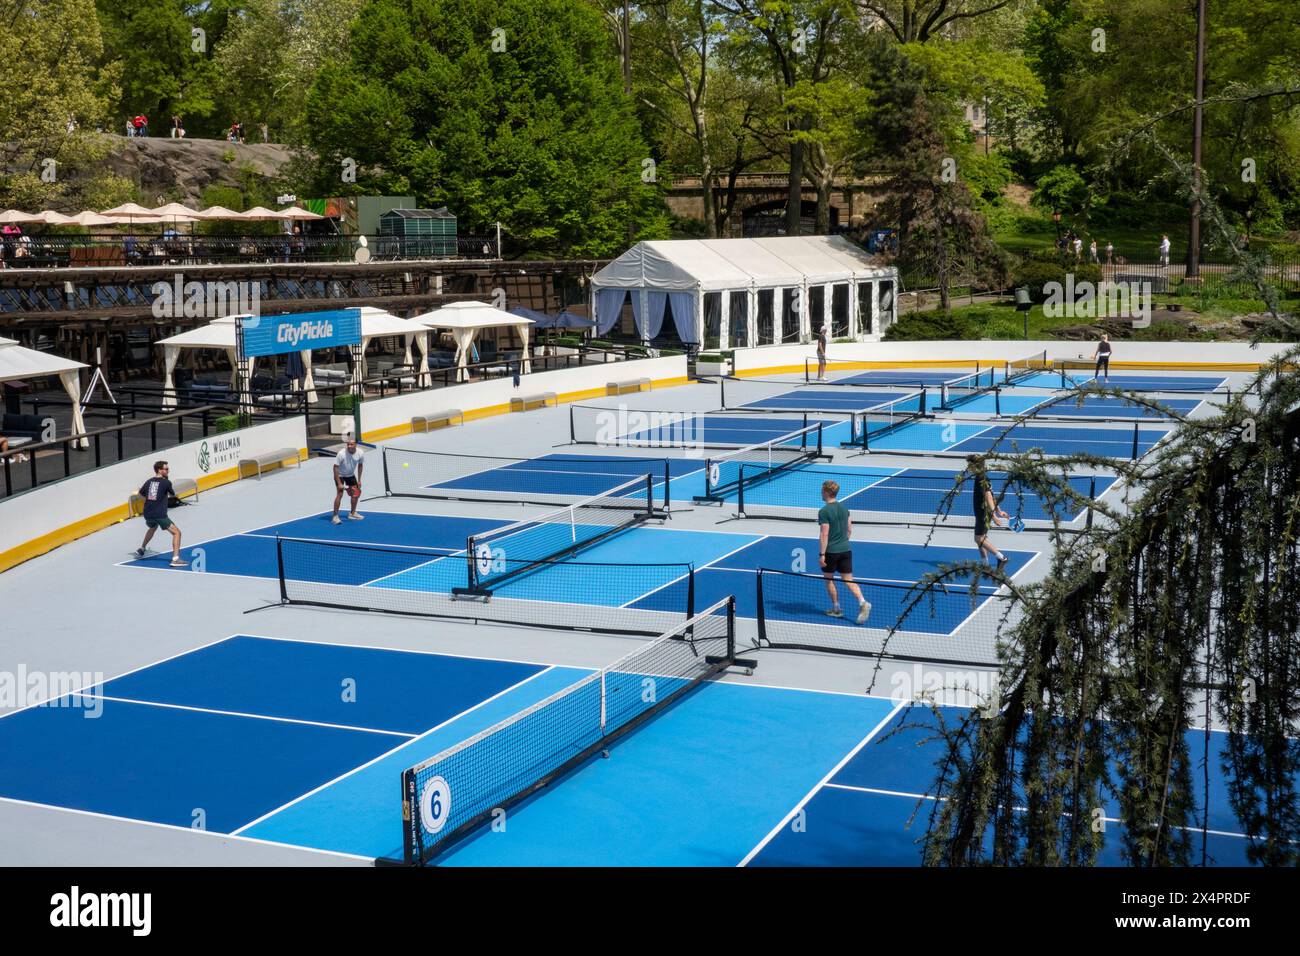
[0,232,500,269]
[0,403,268,498]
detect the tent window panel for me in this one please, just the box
[878,280,896,328]
[729,292,748,348]
[831,284,849,338]
[858,281,875,335]
[757,290,775,345]
[703,292,722,350]
[652,297,685,348]
[781,289,800,343]
[808,286,826,337]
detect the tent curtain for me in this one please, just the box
[594,289,626,336]
[162,345,180,410]
[300,350,317,403]
[729,291,749,348]
[452,328,477,382]
[414,330,430,386]
[58,370,87,448]
[703,293,722,350]
[636,290,669,341]
[519,325,531,374]
[666,291,697,344]
[225,348,239,388]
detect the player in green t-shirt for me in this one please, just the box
[818,480,871,624]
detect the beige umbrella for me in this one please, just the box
[276,205,324,220]
[0,209,43,224]
[193,205,244,220]
[101,202,158,221]
[36,210,78,225]
[67,211,122,227]
[151,202,200,218]
[238,206,285,220]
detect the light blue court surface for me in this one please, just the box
[749,704,1278,866]
[1035,394,1203,418]
[728,462,1113,524]
[123,513,1035,633]
[1010,371,1228,392]
[739,389,914,413]
[831,369,966,387]
[422,453,705,505]
[865,419,1168,458]
[0,638,1262,865]
[620,412,852,448]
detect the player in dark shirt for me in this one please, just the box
[1092,334,1112,384]
[969,457,1009,571]
[135,460,187,566]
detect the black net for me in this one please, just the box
[383,447,671,511]
[939,367,998,409]
[699,421,823,500]
[735,465,1099,530]
[277,536,694,635]
[1004,349,1050,383]
[464,474,654,592]
[755,568,1019,665]
[401,596,736,864]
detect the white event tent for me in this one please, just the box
[589,236,898,350]
[409,301,535,382]
[0,336,90,446]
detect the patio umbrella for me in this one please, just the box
[0,209,43,224]
[36,211,78,225]
[151,202,200,219]
[67,211,122,227]
[193,206,244,220]
[276,205,323,220]
[237,206,285,220]
[101,202,158,221]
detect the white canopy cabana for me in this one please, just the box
[409,301,535,381]
[590,236,899,349]
[155,314,247,408]
[355,306,424,384]
[0,336,90,447]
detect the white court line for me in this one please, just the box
[235,632,559,671]
[737,698,907,867]
[0,633,241,722]
[74,693,417,738]
[0,795,376,864]
[618,533,768,609]
[229,665,561,835]
[821,783,1272,843]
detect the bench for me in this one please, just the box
[237,448,301,480]
[128,477,199,517]
[606,378,651,396]
[509,392,557,413]
[412,410,464,432]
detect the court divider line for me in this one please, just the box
[820,783,1262,843]
[736,698,907,867]
[228,665,564,836]
[72,693,418,738]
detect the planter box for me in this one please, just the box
[696,360,731,377]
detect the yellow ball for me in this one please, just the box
[403,462,410,468]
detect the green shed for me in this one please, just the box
[377,207,457,257]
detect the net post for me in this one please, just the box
[920,387,927,415]
[276,535,288,605]
[1131,422,1140,460]
[755,570,767,647]
[662,460,671,512]
[736,465,746,517]
[643,472,653,516]
[687,565,695,619]
[1086,476,1096,529]
[382,447,392,496]
[569,404,576,444]
[804,358,811,384]
[719,376,726,409]
[402,768,421,865]
[600,669,607,734]
[465,535,477,591]
[725,595,736,663]
[815,420,824,458]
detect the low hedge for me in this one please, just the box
[332,393,358,414]
[214,413,251,433]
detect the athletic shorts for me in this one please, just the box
[822,551,853,575]
[145,517,173,530]
[338,475,358,488]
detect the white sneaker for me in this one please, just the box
[331,515,341,525]
[348,513,364,520]
[857,601,872,625]
[825,607,843,618]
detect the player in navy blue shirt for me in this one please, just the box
[136,460,187,566]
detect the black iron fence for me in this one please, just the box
[0,232,500,270]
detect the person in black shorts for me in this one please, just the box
[969,457,1009,570]
[818,480,871,624]
[1092,333,1112,384]
[136,460,187,566]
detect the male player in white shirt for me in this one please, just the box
[331,435,365,524]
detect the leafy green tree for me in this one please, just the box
[303,0,666,256]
